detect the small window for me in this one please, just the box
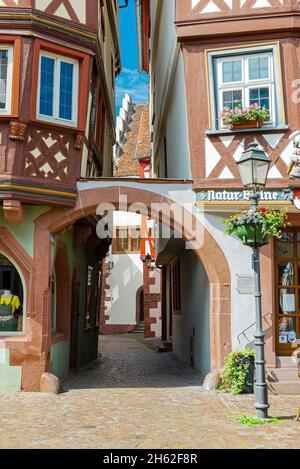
[208,45,284,130]
[114,227,141,253]
[216,52,274,127]
[0,46,13,115]
[37,51,79,127]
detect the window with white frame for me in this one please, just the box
[37,51,79,127]
[208,45,284,130]
[0,46,13,115]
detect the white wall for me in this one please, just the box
[163,52,191,179]
[105,251,143,326]
[172,250,211,376]
[204,212,256,351]
[150,0,191,178]
[113,211,142,227]
[104,211,143,326]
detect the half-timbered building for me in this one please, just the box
[0,1,120,391]
[137,0,300,392]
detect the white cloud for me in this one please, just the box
[116,68,149,110]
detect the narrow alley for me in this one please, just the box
[0,335,299,449]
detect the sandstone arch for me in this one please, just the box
[34,184,232,370]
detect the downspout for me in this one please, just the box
[135,0,143,72]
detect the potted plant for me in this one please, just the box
[219,103,270,130]
[219,350,255,395]
[223,207,289,247]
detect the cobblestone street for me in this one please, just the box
[0,335,299,449]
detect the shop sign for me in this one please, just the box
[196,189,293,204]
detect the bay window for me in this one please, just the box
[0,45,13,115]
[207,44,285,130]
[37,51,79,127]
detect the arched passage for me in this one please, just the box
[33,184,232,372]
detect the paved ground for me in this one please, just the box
[0,334,299,449]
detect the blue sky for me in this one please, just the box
[116,0,149,113]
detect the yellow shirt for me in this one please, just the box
[0,295,21,314]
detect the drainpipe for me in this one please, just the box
[135,0,143,72]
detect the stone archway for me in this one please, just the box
[33,184,232,372]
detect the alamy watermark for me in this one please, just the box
[95,195,205,250]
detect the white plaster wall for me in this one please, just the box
[172,250,211,376]
[113,212,142,227]
[35,0,86,24]
[152,0,177,119]
[150,1,190,178]
[105,250,143,326]
[104,211,143,325]
[204,212,256,352]
[164,52,191,179]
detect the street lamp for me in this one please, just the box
[145,253,152,268]
[237,141,271,420]
[237,142,271,187]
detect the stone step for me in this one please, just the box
[268,381,300,395]
[132,323,145,334]
[267,367,299,382]
[276,356,296,368]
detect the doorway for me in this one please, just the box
[136,286,144,325]
[70,266,80,370]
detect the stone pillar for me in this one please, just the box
[142,261,162,339]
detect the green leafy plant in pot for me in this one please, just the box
[223,207,289,247]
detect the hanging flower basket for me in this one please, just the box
[223,207,290,247]
[235,224,270,247]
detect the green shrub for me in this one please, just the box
[219,350,255,395]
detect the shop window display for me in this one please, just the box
[275,231,300,352]
[0,253,23,333]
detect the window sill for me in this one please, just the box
[206,125,289,136]
[0,333,26,339]
[31,117,83,134]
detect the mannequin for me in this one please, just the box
[0,289,20,332]
[2,290,12,298]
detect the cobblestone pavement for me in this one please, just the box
[0,334,300,449]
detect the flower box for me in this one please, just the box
[230,118,264,131]
[219,104,269,130]
[235,224,270,247]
